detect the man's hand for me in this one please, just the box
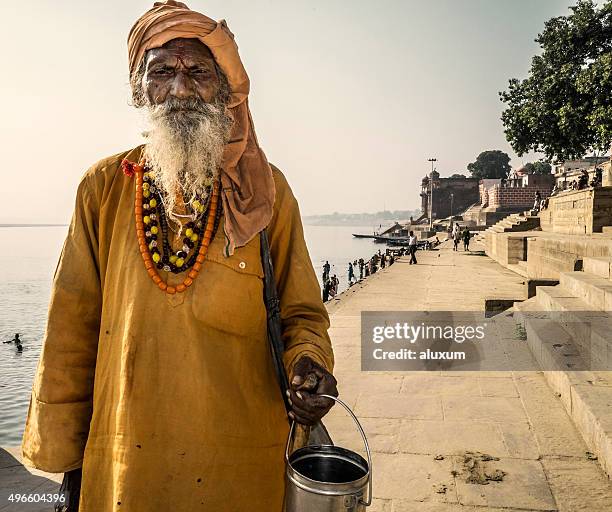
[287,356,338,425]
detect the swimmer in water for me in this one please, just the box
[4,333,20,344]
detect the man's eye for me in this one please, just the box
[152,68,173,76]
[191,68,210,76]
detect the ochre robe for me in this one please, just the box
[21,145,334,511]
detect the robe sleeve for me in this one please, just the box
[267,167,334,380]
[21,173,102,473]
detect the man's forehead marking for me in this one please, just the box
[148,40,214,65]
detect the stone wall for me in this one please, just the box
[485,233,528,265]
[489,185,551,209]
[526,235,612,280]
[540,187,612,235]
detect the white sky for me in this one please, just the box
[0,0,580,223]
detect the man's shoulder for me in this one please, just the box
[269,162,290,191]
[81,145,145,183]
[268,163,297,208]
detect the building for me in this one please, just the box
[419,171,480,222]
[464,169,555,226]
[553,156,611,190]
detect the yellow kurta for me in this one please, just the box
[21,145,334,511]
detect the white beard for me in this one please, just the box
[143,96,233,228]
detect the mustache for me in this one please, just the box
[151,96,216,117]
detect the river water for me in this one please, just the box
[0,223,381,445]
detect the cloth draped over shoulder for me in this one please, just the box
[128,0,274,256]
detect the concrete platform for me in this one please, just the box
[0,447,62,512]
[324,239,612,510]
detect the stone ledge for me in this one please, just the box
[515,301,612,479]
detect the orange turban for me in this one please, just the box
[128,0,275,256]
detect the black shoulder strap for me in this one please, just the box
[260,229,292,413]
[260,229,334,445]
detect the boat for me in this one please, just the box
[351,233,378,239]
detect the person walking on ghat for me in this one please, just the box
[348,262,355,285]
[453,224,461,251]
[462,227,472,251]
[408,230,418,265]
[359,258,364,280]
[21,3,337,511]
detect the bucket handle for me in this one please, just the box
[285,394,372,507]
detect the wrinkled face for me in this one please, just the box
[142,38,222,105]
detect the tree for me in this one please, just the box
[524,161,553,175]
[449,173,467,179]
[467,150,512,180]
[500,0,612,162]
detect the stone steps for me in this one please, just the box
[534,285,592,312]
[489,218,540,234]
[514,298,612,478]
[533,286,611,370]
[584,256,612,280]
[559,271,612,311]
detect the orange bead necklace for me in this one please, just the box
[125,159,221,295]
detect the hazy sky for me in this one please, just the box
[0,0,582,223]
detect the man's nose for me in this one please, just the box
[169,72,195,99]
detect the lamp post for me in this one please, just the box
[427,158,437,230]
[450,192,454,219]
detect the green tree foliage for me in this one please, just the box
[500,0,612,161]
[467,150,512,179]
[524,161,553,174]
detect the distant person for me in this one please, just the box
[348,263,355,285]
[389,254,395,266]
[359,258,364,280]
[578,170,589,189]
[330,275,339,297]
[462,227,472,251]
[591,167,603,188]
[533,191,542,213]
[4,333,20,344]
[16,340,23,352]
[381,254,386,269]
[453,227,461,252]
[408,231,418,265]
[323,260,331,281]
[322,278,330,302]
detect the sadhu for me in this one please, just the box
[21,2,337,510]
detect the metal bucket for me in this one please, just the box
[284,395,372,511]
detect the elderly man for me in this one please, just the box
[21,2,336,511]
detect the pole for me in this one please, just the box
[427,158,437,230]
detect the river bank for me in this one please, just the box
[5,239,612,511]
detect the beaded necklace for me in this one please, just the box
[124,159,222,295]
